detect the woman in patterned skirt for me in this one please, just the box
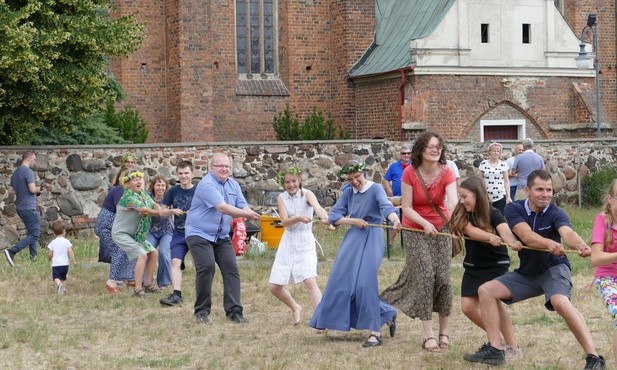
[381,131,458,353]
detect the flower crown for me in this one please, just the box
[123,170,144,184]
[338,162,368,181]
[121,154,136,166]
[276,166,302,187]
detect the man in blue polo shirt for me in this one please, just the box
[463,170,605,369]
[382,144,411,198]
[185,153,260,324]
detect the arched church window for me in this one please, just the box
[236,0,277,75]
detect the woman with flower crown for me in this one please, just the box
[309,160,401,348]
[269,166,329,325]
[112,170,183,297]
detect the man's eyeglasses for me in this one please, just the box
[211,164,231,169]
[400,152,411,155]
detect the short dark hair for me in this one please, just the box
[177,160,193,172]
[22,151,35,161]
[527,169,551,188]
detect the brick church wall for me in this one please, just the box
[109,1,616,143]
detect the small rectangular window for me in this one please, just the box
[522,24,531,44]
[481,24,489,43]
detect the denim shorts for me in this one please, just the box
[170,232,189,261]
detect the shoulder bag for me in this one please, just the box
[414,168,463,257]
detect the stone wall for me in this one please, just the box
[1,139,615,245]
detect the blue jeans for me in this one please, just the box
[147,232,172,287]
[9,209,40,259]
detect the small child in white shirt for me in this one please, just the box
[47,221,77,296]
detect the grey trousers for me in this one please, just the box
[186,236,243,317]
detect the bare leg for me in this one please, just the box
[551,294,598,355]
[134,254,147,291]
[302,277,322,311]
[478,280,513,349]
[498,302,517,347]
[438,314,450,346]
[269,283,301,325]
[144,249,158,287]
[420,319,440,351]
[461,296,484,329]
[170,258,183,291]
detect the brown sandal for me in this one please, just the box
[438,333,450,348]
[421,337,442,353]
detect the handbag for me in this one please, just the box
[414,168,463,257]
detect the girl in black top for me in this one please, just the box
[449,176,522,355]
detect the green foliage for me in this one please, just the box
[273,104,349,140]
[31,113,127,145]
[105,102,149,144]
[0,0,144,145]
[273,105,301,140]
[30,77,148,144]
[581,166,617,207]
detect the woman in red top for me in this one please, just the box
[381,131,458,353]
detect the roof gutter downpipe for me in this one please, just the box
[398,66,414,142]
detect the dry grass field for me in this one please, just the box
[0,205,613,369]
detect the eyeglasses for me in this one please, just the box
[400,152,411,155]
[425,146,442,152]
[211,164,231,169]
[125,161,136,164]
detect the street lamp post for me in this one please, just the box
[575,14,601,137]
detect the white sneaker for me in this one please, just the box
[505,345,523,361]
[57,284,67,296]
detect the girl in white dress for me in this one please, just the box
[269,166,329,325]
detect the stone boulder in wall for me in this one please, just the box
[57,192,84,216]
[69,173,103,191]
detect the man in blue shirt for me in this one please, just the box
[382,144,411,197]
[512,138,544,200]
[5,152,41,266]
[463,170,605,369]
[185,153,260,324]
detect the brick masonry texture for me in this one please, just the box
[109,1,616,143]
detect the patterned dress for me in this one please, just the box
[112,189,155,260]
[479,159,509,202]
[269,189,317,285]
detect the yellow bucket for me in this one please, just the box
[260,215,284,249]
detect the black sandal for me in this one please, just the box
[362,334,382,348]
[387,314,397,338]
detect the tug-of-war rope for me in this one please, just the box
[337,222,582,255]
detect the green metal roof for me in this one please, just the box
[349,0,456,78]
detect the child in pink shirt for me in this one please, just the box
[591,179,617,364]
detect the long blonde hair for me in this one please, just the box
[602,179,617,250]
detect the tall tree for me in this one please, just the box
[0,1,143,145]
